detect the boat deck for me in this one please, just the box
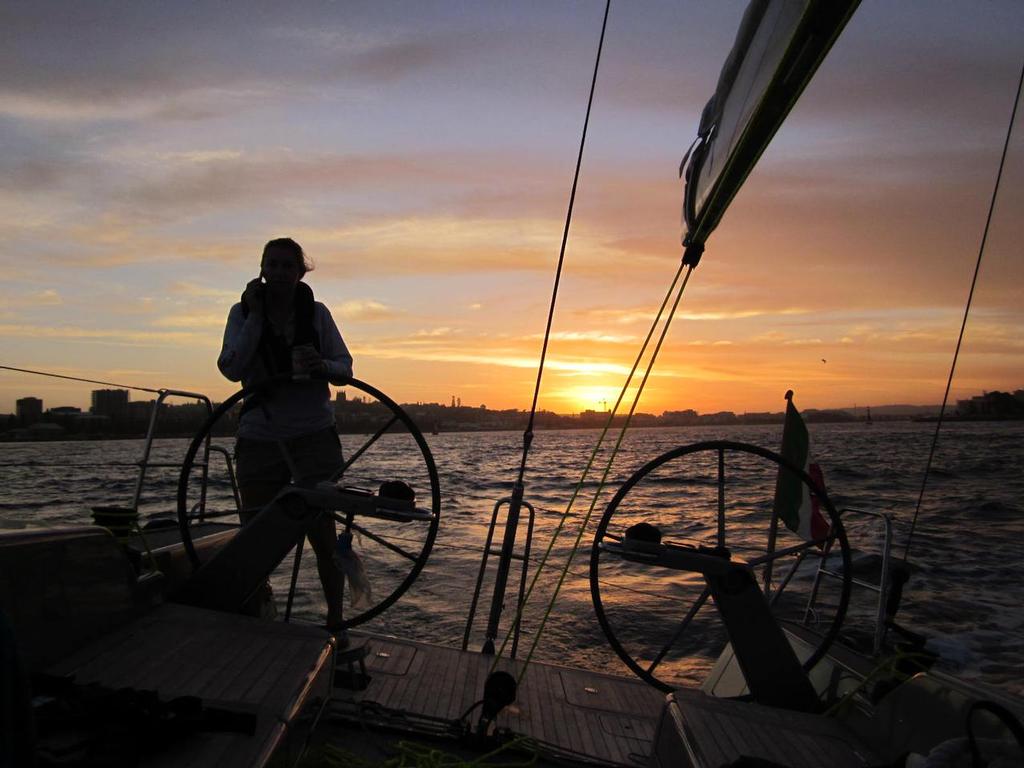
[42,602,335,768]
[329,633,666,766]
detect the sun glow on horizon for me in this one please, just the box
[549,384,629,415]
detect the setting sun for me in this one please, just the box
[552,384,626,415]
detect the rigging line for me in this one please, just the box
[0,364,163,395]
[904,56,1024,562]
[517,264,696,680]
[489,259,687,669]
[515,0,611,485]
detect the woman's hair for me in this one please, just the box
[262,237,314,277]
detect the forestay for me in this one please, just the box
[680,0,860,263]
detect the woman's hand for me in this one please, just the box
[292,344,327,374]
[243,278,266,316]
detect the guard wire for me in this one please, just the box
[904,55,1024,562]
[514,0,611,487]
[0,364,164,394]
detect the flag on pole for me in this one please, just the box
[773,390,830,541]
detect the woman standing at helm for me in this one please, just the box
[218,237,353,634]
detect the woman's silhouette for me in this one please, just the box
[218,237,353,633]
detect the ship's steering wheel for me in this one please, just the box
[589,440,851,693]
[176,373,441,628]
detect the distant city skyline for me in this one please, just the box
[3,382,1021,421]
[1,3,1022,416]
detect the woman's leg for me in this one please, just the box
[286,427,346,630]
[234,437,291,617]
[307,513,345,630]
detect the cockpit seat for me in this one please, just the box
[649,688,878,768]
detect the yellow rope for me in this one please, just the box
[92,507,162,574]
[823,646,934,718]
[489,263,696,678]
[300,736,538,768]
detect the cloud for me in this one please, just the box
[169,282,239,300]
[0,323,214,347]
[578,306,811,326]
[334,300,397,322]
[1,289,63,308]
[150,313,226,329]
[527,331,639,344]
[0,5,476,124]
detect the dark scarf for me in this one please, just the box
[240,281,320,376]
[238,282,321,419]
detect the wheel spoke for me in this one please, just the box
[748,537,821,567]
[646,586,711,675]
[348,520,419,562]
[716,448,725,547]
[335,415,400,477]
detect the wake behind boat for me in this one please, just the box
[2,1,1023,767]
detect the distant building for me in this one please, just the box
[127,400,156,421]
[91,389,129,417]
[954,391,1024,417]
[47,406,82,428]
[661,409,699,426]
[16,397,43,425]
[699,411,738,425]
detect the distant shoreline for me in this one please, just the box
[3,414,1023,444]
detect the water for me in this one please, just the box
[2,421,1022,697]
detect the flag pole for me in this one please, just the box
[764,390,794,594]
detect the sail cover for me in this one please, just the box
[680,0,860,263]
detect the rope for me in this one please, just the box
[904,56,1024,561]
[0,364,163,394]
[301,736,538,768]
[488,261,685,667]
[514,265,695,679]
[488,261,695,675]
[823,646,934,718]
[513,0,611,487]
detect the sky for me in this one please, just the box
[1,1,1022,416]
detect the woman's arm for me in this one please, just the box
[217,303,263,382]
[315,304,354,379]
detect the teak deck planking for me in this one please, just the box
[334,633,665,766]
[45,603,334,768]
[44,603,665,767]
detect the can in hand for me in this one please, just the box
[291,343,317,374]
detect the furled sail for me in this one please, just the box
[680,0,860,264]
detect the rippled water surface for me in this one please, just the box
[2,421,1022,697]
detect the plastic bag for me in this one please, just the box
[334,531,372,608]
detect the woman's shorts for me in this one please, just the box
[234,426,344,513]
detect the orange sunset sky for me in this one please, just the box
[1,2,1022,416]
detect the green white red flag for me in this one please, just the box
[773,390,830,541]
